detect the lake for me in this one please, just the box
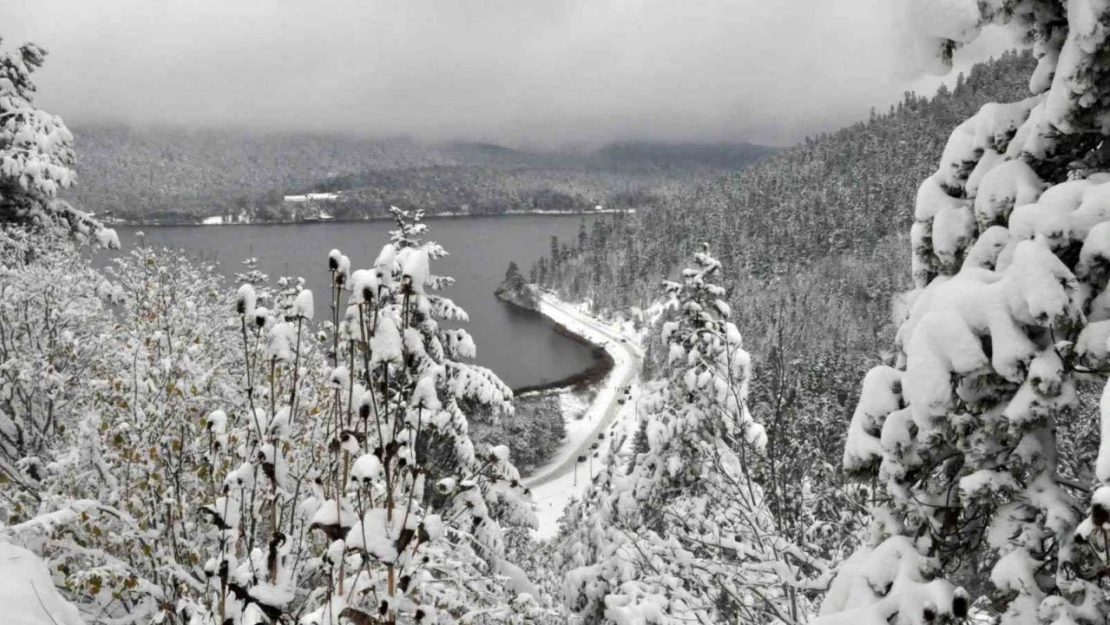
[110,214,598,390]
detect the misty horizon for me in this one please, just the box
[4,0,1017,149]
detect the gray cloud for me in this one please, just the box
[2,0,1016,147]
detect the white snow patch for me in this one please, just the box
[0,542,85,625]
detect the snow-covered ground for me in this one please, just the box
[1,541,85,625]
[525,294,644,538]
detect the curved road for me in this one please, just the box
[523,296,642,490]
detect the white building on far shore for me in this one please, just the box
[284,192,339,203]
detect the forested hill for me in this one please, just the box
[539,49,1036,355]
[62,124,771,223]
[527,52,1038,553]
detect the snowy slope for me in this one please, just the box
[0,542,85,625]
[524,294,643,537]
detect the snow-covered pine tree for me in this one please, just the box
[822,2,1110,624]
[504,262,525,292]
[0,38,111,248]
[194,208,541,625]
[559,245,831,624]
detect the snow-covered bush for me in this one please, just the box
[0,235,246,623]
[822,2,1110,624]
[187,208,540,625]
[558,246,831,624]
[1,209,540,624]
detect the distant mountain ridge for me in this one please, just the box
[538,49,1040,319]
[532,49,1040,392]
[62,126,773,224]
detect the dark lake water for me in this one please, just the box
[109,215,597,390]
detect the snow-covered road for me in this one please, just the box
[523,294,643,537]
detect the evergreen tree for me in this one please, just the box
[559,246,830,624]
[549,236,560,278]
[821,3,1110,624]
[503,260,526,293]
[0,38,108,246]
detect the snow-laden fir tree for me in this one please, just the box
[558,245,831,625]
[189,208,541,625]
[822,1,1110,624]
[0,38,112,248]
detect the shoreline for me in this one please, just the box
[497,291,616,396]
[101,208,636,228]
[512,323,615,396]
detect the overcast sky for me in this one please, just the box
[1,0,1016,147]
